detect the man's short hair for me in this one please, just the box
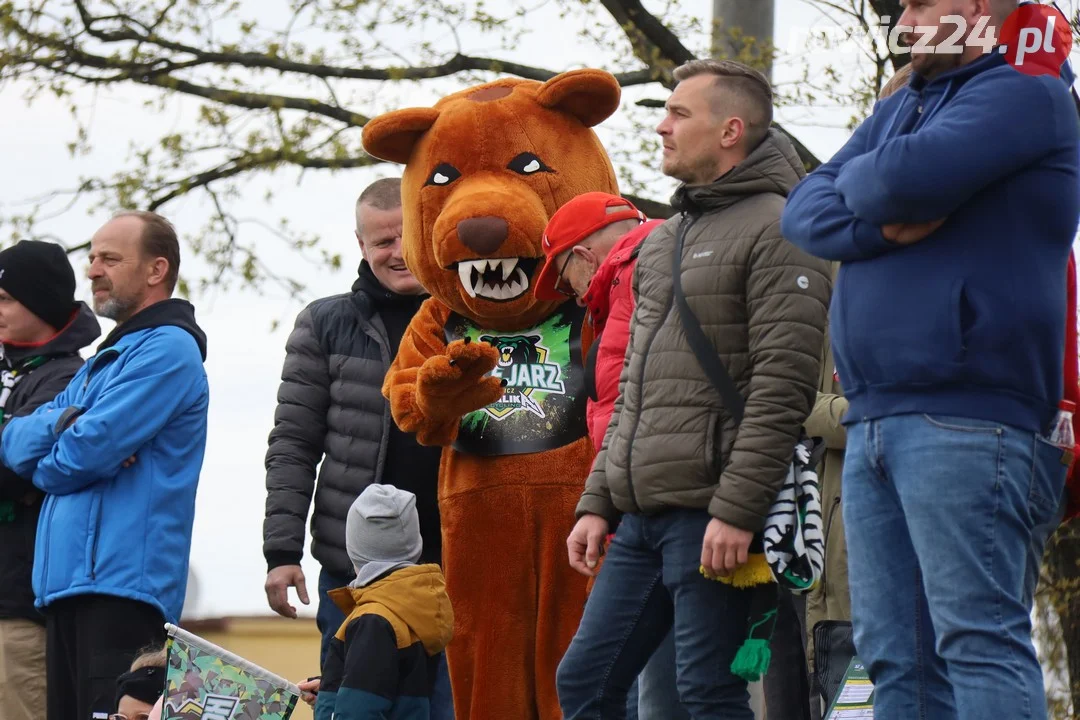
[879,63,913,101]
[672,59,774,151]
[114,210,180,293]
[355,177,403,234]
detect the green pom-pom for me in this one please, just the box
[730,638,772,682]
[0,500,14,524]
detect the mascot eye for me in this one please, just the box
[425,163,461,187]
[507,153,553,176]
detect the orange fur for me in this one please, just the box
[366,70,620,719]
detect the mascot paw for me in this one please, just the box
[416,338,505,419]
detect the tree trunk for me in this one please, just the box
[1046,518,1080,712]
[712,0,776,79]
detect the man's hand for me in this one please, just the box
[122,455,136,468]
[700,518,753,579]
[264,564,309,619]
[881,218,947,245]
[567,513,610,577]
[298,677,320,707]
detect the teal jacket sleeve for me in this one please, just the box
[780,115,898,262]
[835,72,1075,225]
[30,332,205,496]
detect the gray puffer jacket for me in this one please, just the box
[579,130,832,533]
[264,265,425,577]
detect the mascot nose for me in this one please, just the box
[457,217,509,255]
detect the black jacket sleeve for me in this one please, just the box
[0,358,80,502]
[263,307,332,570]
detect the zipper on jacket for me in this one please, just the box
[88,493,103,580]
[820,494,842,597]
[39,497,56,594]
[623,213,698,513]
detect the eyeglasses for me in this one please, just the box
[109,714,151,720]
[554,248,577,298]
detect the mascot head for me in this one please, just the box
[361,70,621,329]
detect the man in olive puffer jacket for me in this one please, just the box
[557,59,831,719]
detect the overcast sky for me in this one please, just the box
[2,0,1077,619]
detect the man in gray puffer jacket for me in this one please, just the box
[262,178,446,708]
[557,60,831,719]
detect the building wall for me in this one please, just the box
[181,616,320,720]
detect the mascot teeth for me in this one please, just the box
[457,258,530,300]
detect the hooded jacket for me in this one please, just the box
[583,219,663,449]
[0,304,100,623]
[316,564,453,720]
[0,299,209,623]
[579,130,832,533]
[781,51,1080,434]
[263,262,443,578]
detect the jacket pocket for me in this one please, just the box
[1030,435,1068,522]
[85,492,103,581]
[33,496,56,598]
[839,270,965,388]
[705,410,721,481]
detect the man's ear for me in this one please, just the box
[147,257,170,289]
[362,107,441,164]
[719,116,746,150]
[535,69,621,128]
[355,229,367,260]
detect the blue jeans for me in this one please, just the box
[556,509,753,719]
[636,630,688,719]
[316,568,353,672]
[844,414,1067,720]
[318,567,455,720]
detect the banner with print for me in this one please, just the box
[162,623,300,720]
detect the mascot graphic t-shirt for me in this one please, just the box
[362,68,623,720]
[445,306,587,455]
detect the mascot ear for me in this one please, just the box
[362,107,441,164]
[536,69,621,128]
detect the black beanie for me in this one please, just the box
[114,665,165,708]
[0,240,77,330]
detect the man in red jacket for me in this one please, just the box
[535,193,662,449]
[535,192,678,719]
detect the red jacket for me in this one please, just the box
[583,220,663,450]
[1064,253,1079,521]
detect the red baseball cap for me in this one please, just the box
[534,192,645,301]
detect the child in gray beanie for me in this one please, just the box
[315,484,454,720]
[345,482,425,588]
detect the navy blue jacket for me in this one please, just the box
[781,52,1080,433]
[0,300,208,623]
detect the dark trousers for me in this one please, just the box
[763,589,816,720]
[45,594,165,720]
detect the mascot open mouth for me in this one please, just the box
[456,257,540,301]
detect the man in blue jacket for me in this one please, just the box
[780,2,1079,719]
[1,211,209,720]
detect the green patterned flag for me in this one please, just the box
[162,623,301,720]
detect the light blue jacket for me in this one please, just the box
[1,301,209,623]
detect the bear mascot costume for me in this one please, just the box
[361,69,622,719]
